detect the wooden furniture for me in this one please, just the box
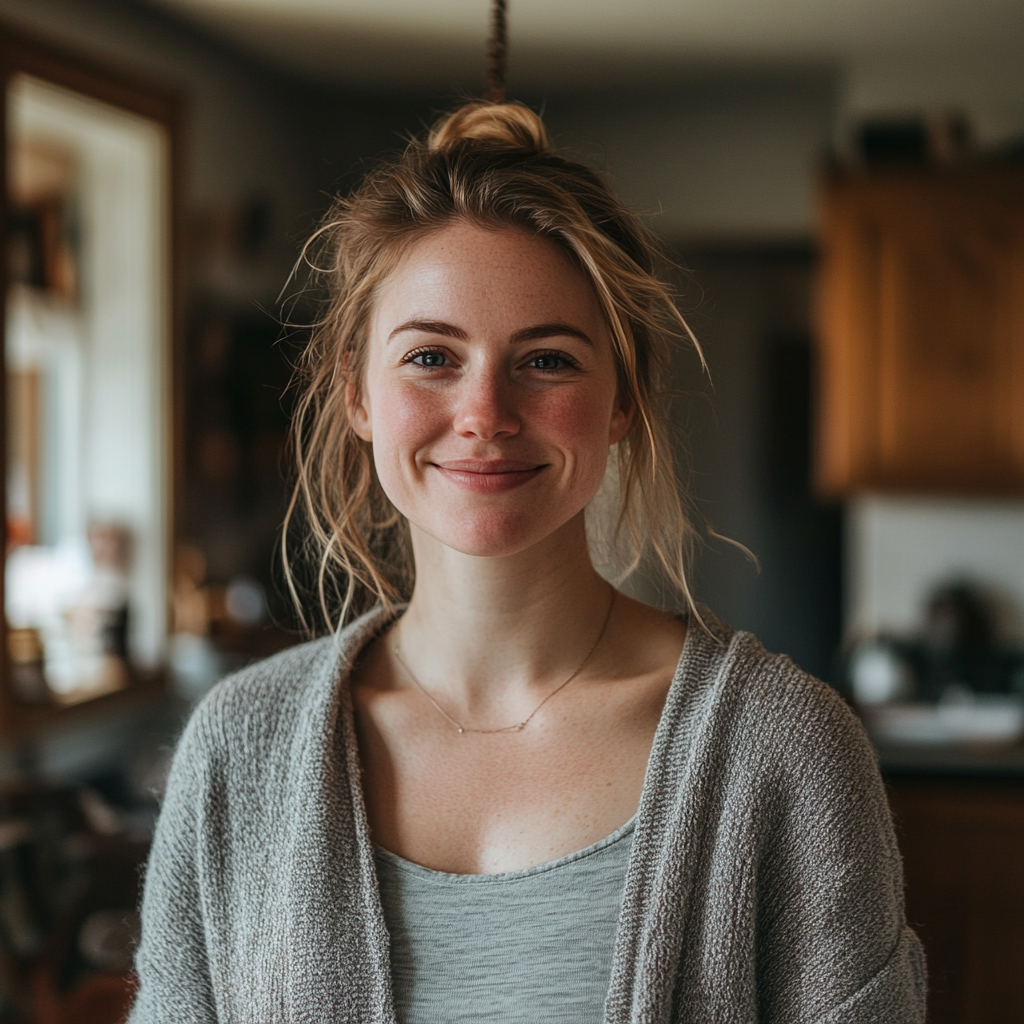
[0,780,148,1024]
[888,777,1024,1023]
[816,165,1024,497]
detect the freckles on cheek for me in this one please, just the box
[372,383,446,449]
[541,390,612,447]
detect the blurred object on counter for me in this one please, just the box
[169,543,278,702]
[915,581,1021,698]
[849,641,914,705]
[847,579,1024,747]
[83,525,131,661]
[169,633,231,703]
[6,629,47,705]
[55,523,132,705]
[170,542,221,702]
[224,576,266,629]
[850,112,973,170]
[171,543,209,637]
[924,581,993,651]
[915,581,1020,700]
[4,525,133,707]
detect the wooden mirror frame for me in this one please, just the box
[0,21,181,736]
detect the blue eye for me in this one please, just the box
[531,353,565,371]
[412,351,447,367]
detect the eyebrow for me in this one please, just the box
[511,322,594,346]
[388,319,467,343]
[387,319,594,346]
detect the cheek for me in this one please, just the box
[366,382,447,505]
[370,381,445,446]
[527,389,618,507]
[540,389,617,457]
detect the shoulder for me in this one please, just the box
[161,636,337,789]
[715,629,891,840]
[679,617,899,859]
[201,635,339,725]
[171,607,392,774]
[690,629,923,1022]
[729,629,861,736]
[685,614,875,782]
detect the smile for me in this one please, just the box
[431,460,547,494]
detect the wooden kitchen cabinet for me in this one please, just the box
[887,778,1024,1023]
[816,165,1024,496]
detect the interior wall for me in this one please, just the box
[666,245,842,679]
[843,48,1024,150]
[540,70,839,241]
[298,68,842,241]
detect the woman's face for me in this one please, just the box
[351,220,630,559]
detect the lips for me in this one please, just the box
[431,458,547,493]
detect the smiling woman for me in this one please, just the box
[129,102,926,1024]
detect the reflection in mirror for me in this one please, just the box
[5,75,169,708]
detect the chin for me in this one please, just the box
[417,506,577,560]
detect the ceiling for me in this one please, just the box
[148,0,1024,91]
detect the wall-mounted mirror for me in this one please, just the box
[2,34,176,728]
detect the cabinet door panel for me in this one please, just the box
[817,169,1024,496]
[878,228,1011,480]
[889,780,1024,1024]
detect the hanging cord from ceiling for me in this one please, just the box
[484,0,508,102]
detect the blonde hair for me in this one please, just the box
[284,101,704,632]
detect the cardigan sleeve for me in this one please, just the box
[755,675,927,1024]
[128,709,219,1024]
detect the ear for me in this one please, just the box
[346,379,373,442]
[608,389,634,446]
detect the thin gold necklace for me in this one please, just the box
[392,588,616,735]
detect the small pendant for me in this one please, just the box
[457,727,464,734]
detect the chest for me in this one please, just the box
[354,676,667,874]
[375,821,634,1024]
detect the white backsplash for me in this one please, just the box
[847,496,1024,641]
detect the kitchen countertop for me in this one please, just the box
[875,741,1024,778]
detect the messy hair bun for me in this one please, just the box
[428,101,549,154]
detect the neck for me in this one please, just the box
[395,513,613,713]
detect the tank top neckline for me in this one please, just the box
[373,813,637,884]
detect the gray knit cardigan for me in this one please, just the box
[130,607,926,1023]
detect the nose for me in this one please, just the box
[451,367,520,440]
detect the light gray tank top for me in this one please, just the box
[374,816,635,1024]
